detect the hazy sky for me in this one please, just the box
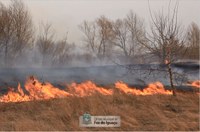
[1,0,200,44]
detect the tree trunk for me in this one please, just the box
[167,63,176,96]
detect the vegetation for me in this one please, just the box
[0,0,199,67]
[0,0,34,66]
[0,91,199,131]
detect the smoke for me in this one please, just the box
[0,62,199,91]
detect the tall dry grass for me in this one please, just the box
[0,91,199,131]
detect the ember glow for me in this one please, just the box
[3,76,196,103]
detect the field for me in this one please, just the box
[0,91,199,131]
[0,64,199,131]
[0,0,199,130]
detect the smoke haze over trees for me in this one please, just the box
[0,0,34,67]
[0,0,199,68]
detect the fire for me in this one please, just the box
[24,77,71,100]
[0,83,30,103]
[115,81,172,95]
[68,81,113,97]
[188,80,200,88]
[0,77,71,103]
[0,76,178,103]
[187,80,200,95]
[115,81,142,95]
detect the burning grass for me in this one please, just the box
[0,91,199,131]
[0,77,199,131]
[0,76,173,103]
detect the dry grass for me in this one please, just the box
[0,91,199,131]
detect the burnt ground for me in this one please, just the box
[0,64,199,94]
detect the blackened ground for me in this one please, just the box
[0,64,199,94]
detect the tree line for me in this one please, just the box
[0,0,199,67]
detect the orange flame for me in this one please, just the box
[0,83,30,102]
[68,81,113,97]
[24,78,71,100]
[0,77,71,103]
[188,80,200,88]
[115,81,172,95]
[0,76,179,103]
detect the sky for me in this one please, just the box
[1,0,200,44]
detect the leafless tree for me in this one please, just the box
[125,11,146,56]
[79,20,98,55]
[137,1,185,64]
[37,23,55,66]
[111,19,130,57]
[96,16,114,58]
[10,0,34,58]
[0,0,34,66]
[186,22,200,59]
[52,34,75,66]
[137,1,186,95]
[110,11,146,60]
[79,16,114,59]
[0,2,14,66]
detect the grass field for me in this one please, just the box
[0,91,199,131]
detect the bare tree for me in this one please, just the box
[0,0,34,66]
[135,1,186,96]
[37,23,55,66]
[96,16,114,58]
[10,0,34,58]
[0,2,14,66]
[137,2,185,64]
[110,11,146,60]
[186,22,200,59]
[79,16,114,59]
[52,34,75,66]
[111,19,130,57]
[79,20,98,55]
[125,11,146,57]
